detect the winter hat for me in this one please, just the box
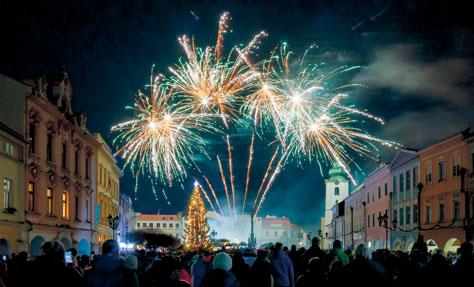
[124,254,138,270]
[212,252,232,271]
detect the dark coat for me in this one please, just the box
[200,268,240,287]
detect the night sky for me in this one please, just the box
[1,0,473,233]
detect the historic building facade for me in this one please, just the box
[118,192,134,243]
[342,184,366,250]
[25,73,100,257]
[419,129,473,254]
[364,164,391,250]
[390,149,420,252]
[95,134,121,247]
[133,213,186,243]
[0,75,29,255]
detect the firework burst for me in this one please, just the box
[111,74,214,185]
[169,12,265,127]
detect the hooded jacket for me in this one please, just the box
[271,250,295,287]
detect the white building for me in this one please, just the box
[133,213,186,243]
[321,163,349,249]
[117,192,133,244]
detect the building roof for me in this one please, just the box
[137,214,180,221]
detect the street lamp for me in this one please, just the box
[107,214,120,240]
[378,213,397,249]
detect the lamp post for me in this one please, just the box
[378,213,397,250]
[248,208,257,249]
[108,214,120,240]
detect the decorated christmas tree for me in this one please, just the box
[185,182,211,250]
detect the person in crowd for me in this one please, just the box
[85,239,128,287]
[344,243,385,286]
[295,257,327,287]
[231,249,250,287]
[303,237,326,267]
[144,255,190,287]
[329,240,349,267]
[201,252,240,287]
[452,241,474,283]
[250,249,273,287]
[271,242,294,287]
[30,240,82,287]
[191,250,212,287]
[124,254,140,287]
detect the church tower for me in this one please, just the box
[320,163,349,248]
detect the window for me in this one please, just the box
[378,187,381,199]
[438,161,445,182]
[47,188,53,215]
[137,223,141,228]
[5,143,15,157]
[399,174,404,193]
[143,223,147,228]
[28,182,35,211]
[439,203,445,223]
[149,223,154,228]
[367,215,370,228]
[85,155,90,179]
[399,208,404,225]
[372,213,375,227]
[85,199,89,222]
[425,164,432,184]
[406,206,411,225]
[452,154,461,177]
[454,200,460,220]
[367,192,370,203]
[175,223,179,228]
[394,209,397,225]
[157,223,161,228]
[413,204,418,223]
[406,171,410,191]
[265,231,269,237]
[384,183,388,196]
[75,195,79,220]
[413,167,418,187]
[74,150,79,175]
[62,143,67,169]
[3,179,13,209]
[62,191,69,219]
[335,187,339,196]
[426,205,431,224]
[335,200,338,205]
[274,231,278,237]
[46,134,53,162]
[163,223,167,228]
[29,123,36,153]
[392,176,397,195]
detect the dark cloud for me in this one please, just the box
[354,44,473,105]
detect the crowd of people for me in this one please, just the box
[1,236,473,287]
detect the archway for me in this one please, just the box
[406,241,415,252]
[0,238,11,256]
[444,238,460,255]
[393,240,403,251]
[60,237,72,250]
[77,239,90,256]
[426,239,438,254]
[29,236,45,258]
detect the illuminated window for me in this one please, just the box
[47,188,53,215]
[62,191,69,219]
[28,182,35,211]
[334,187,339,196]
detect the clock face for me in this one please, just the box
[334,180,339,185]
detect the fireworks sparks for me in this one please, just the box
[112,12,398,217]
[169,12,265,127]
[111,72,214,185]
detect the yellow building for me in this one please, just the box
[0,75,29,255]
[95,134,121,248]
